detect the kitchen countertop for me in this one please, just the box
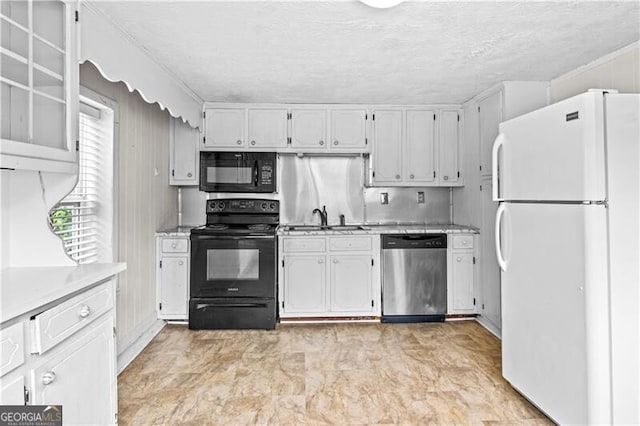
[277,223,478,236]
[156,226,194,237]
[1,263,126,324]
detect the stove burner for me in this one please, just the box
[248,224,270,231]
[207,224,229,230]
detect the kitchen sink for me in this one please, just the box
[285,225,369,231]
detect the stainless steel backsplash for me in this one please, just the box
[180,154,451,226]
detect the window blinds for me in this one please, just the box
[50,106,113,264]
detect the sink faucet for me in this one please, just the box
[313,205,328,226]
[339,214,345,226]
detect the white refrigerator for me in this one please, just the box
[493,90,639,425]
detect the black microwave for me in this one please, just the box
[199,152,276,193]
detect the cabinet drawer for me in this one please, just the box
[31,281,114,355]
[452,235,474,249]
[0,322,25,377]
[329,237,372,251]
[162,238,189,253]
[282,238,326,253]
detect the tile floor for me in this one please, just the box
[118,321,551,425]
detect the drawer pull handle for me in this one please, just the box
[42,372,56,385]
[333,140,339,146]
[457,257,462,262]
[79,305,91,318]
[171,243,177,248]
[236,140,242,145]
[319,140,324,146]
[179,260,184,266]
[333,259,339,263]
[318,259,324,264]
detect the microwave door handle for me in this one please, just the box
[253,160,259,186]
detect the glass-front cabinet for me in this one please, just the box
[0,0,78,171]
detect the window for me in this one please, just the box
[50,93,115,263]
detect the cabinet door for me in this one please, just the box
[439,110,461,185]
[170,117,199,185]
[450,252,475,313]
[31,317,116,425]
[329,255,373,313]
[204,109,245,149]
[405,110,436,184]
[330,109,367,150]
[479,91,502,176]
[372,110,402,184]
[159,256,189,319]
[0,374,25,405]
[290,109,327,150]
[283,255,327,314]
[480,177,501,331]
[247,108,288,149]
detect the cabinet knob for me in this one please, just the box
[171,243,177,248]
[319,140,324,146]
[444,176,449,181]
[333,140,339,146]
[79,305,91,318]
[457,257,462,262]
[251,140,256,146]
[179,260,184,266]
[318,259,324,264]
[333,259,339,264]
[395,174,401,180]
[236,140,242,145]
[410,174,414,179]
[187,172,192,178]
[42,372,56,385]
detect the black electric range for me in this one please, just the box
[189,198,279,330]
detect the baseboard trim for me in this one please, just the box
[117,319,165,375]
[475,316,502,340]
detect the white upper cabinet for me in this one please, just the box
[203,108,245,149]
[372,110,403,183]
[438,109,462,185]
[169,117,199,186]
[372,108,460,187]
[290,108,327,150]
[247,108,288,149]
[0,0,79,172]
[405,109,436,184]
[329,108,367,150]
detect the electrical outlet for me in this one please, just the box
[417,191,425,204]
[380,192,389,205]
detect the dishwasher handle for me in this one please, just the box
[382,234,447,249]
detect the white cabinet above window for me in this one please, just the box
[0,0,79,173]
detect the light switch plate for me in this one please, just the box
[417,192,425,204]
[380,192,389,205]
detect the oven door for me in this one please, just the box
[190,234,277,298]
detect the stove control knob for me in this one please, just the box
[219,202,225,210]
[269,202,276,210]
[261,202,268,210]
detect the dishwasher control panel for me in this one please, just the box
[381,234,447,249]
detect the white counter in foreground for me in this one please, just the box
[0,263,126,324]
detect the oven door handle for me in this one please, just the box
[253,160,259,187]
[196,302,269,309]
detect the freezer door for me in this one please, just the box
[498,202,610,424]
[496,91,606,202]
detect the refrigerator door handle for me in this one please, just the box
[492,133,505,202]
[495,202,508,271]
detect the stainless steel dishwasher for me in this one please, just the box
[381,234,447,323]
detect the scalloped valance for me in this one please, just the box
[80,3,202,129]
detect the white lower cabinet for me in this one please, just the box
[0,278,117,424]
[447,234,477,314]
[279,235,381,318]
[156,235,190,320]
[30,317,116,425]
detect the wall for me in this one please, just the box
[550,41,640,102]
[181,155,451,226]
[79,62,177,356]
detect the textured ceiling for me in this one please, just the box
[89,1,639,104]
